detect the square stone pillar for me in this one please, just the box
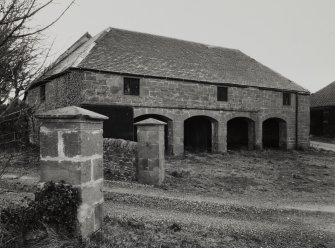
[255,116,263,150]
[35,106,108,238]
[135,118,166,186]
[218,120,227,153]
[248,121,255,150]
[171,120,184,156]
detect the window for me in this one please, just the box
[217,86,228,101]
[40,85,46,102]
[124,77,140,96]
[283,92,291,106]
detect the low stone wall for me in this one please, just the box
[103,138,137,181]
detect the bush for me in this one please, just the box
[0,181,81,247]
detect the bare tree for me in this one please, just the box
[0,0,74,116]
[0,1,74,179]
[0,34,37,104]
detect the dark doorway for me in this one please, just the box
[323,109,335,137]
[81,104,134,140]
[134,114,171,154]
[227,117,254,150]
[262,118,287,149]
[310,109,324,136]
[184,116,213,152]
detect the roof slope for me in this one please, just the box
[37,27,308,92]
[40,30,106,79]
[311,81,335,108]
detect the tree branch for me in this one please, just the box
[0,0,18,26]
[11,0,75,39]
[0,0,36,47]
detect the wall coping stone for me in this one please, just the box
[35,106,108,120]
[134,118,167,126]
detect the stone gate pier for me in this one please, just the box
[135,118,166,186]
[36,106,108,237]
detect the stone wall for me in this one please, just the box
[27,69,310,154]
[27,71,84,143]
[27,71,84,113]
[103,138,137,181]
[297,94,310,148]
[80,71,295,112]
[78,71,309,152]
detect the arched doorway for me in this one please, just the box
[227,117,255,150]
[184,116,217,152]
[262,118,287,149]
[134,114,172,154]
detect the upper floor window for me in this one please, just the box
[40,85,46,102]
[283,92,291,106]
[124,77,140,96]
[217,86,228,101]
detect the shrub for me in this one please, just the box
[0,181,81,247]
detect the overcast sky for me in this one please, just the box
[34,0,335,93]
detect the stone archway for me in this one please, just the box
[262,117,287,149]
[227,117,255,150]
[184,115,218,152]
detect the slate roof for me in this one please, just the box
[311,81,335,108]
[34,27,308,93]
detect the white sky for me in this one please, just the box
[33,0,335,93]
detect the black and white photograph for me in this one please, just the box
[0,0,335,247]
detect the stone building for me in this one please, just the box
[310,81,335,137]
[26,27,310,155]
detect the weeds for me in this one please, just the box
[0,181,81,247]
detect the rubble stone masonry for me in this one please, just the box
[28,70,310,155]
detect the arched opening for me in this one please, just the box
[184,116,217,152]
[262,118,287,149]
[134,114,172,154]
[227,117,255,150]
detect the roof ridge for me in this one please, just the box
[49,32,92,69]
[37,28,111,81]
[106,26,240,52]
[72,28,111,66]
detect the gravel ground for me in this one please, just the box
[102,202,335,248]
[105,180,335,214]
[104,188,335,231]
